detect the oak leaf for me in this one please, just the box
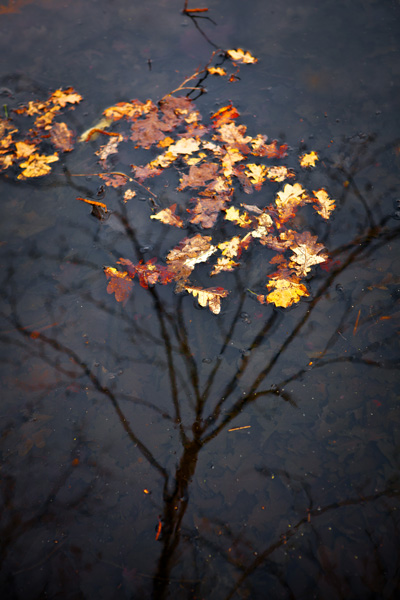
[98,173,128,188]
[185,285,229,314]
[275,183,308,223]
[250,136,288,158]
[290,231,328,277]
[103,99,154,121]
[14,141,37,158]
[178,162,219,190]
[265,272,309,308]
[96,134,123,166]
[130,108,173,148]
[216,122,252,150]
[244,163,267,190]
[49,87,83,108]
[166,234,217,281]
[188,194,229,228]
[224,206,252,227]
[227,49,258,64]
[265,166,295,182]
[210,256,239,275]
[312,188,336,219]
[123,189,136,202]
[104,266,133,305]
[151,204,184,228]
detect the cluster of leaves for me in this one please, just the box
[0,48,335,314]
[0,87,82,179]
[96,51,335,313]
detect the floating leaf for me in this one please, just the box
[265,272,309,308]
[300,151,319,168]
[151,204,184,228]
[188,194,229,228]
[312,188,336,219]
[18,152,59,179]
[227,49,258,64]
[208,67,227,76]
[185,285,229,314]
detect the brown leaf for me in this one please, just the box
[130,108,173,149]
[166,234,217,281]
[188,194,229,228]
[288,231,328,276]
[98,172,128,188]
[178,162,220,190]
[275,183,308,223]
[250,136,288,158]
[50,122,74,151]
[104,266,133,305]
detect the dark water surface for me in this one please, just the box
[1,1,400,598]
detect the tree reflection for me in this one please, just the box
[1,113,400,599]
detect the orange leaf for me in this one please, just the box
[211,105,240,128]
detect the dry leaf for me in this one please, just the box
[208,67,227,76]
[185,285,229,314]
[18,152,59,179]
[300,151,319,168]
[227,49,258,64]
[312,188,336,219]
[104,266,133,305]
[151,204,184,228]
[188,194,229,228]
[265,273,309,308]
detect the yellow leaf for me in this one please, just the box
[227,49,258,64]
[300,151,319,168]
[224,206,252,227]
[210,256,239,275]
[266,276,309,308]
[208,67,227,76]
[244,163,267,189]
[265,166,295,182]
[18,153,59,179]
[312,188,336,219]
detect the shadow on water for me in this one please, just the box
[1,1,400,599]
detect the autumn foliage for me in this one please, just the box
[0,87,82,179]
[0,48,336,314]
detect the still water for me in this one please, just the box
[1,0,399,598]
